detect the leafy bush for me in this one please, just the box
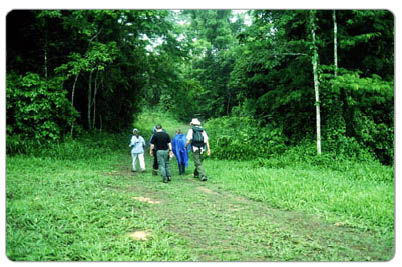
[320,69,394,165]
[6,72,78,154]
[205,115,287,160]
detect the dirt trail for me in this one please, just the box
[111,152,390,261]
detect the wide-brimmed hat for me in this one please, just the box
[190,118,200,125]
[133,128,139,133]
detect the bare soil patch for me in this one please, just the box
[132,196,161,204]
[197,186,217,194]
[127,231,151,241]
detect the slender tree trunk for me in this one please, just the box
[92,70,99,129]
[226,90,231,115]
[44,27,48,84]
[87,70,93,130]
[310,11,322,155]
[333,10,338,76]
[70,71,80,137]
[333,10,352,136]
[99,115,102,132]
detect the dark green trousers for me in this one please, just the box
[192,150,206,178]
[156,150,171,180]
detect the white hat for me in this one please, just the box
[133,128,139,133]
[190,118,200,125]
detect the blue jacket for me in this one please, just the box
[172,133,190,166]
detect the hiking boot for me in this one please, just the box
[167,176,171,182]
[163,177,168,183]
[152,169,158,176]
[201,176,208,181]
[131,169,137,172]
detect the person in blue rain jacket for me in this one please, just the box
[172,129,190,175]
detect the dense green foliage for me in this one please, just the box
[6,72,77,153]
[6,9,394,165]
[7,10,185,147]
[205,115,287,160]
[224,10,394,164]
[5,9,395,261]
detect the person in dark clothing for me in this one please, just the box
[150,124,173,183]
[149,126,166,175]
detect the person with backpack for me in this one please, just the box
[184,118,211,181]
[150,124,173,183]
[172,129,190,175]
[129,128,146,172]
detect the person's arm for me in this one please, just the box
[184,139,190,150]
[171,137,176,155]
[150,144,154,156]
[184,129,192,149]
[203,131,210,156]
[168,143,173,156]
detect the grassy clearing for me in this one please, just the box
[6,154,192,261]
[205,160,394,238]
[6,111,394,261]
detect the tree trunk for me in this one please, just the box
[226,89,231,115]
[99,114,102,132]
[92,70,99,129]
[333,10,352,136]
[70,71,80,137]
[310,11,322,155]
[44,27,48,84]
[87,70,93,130]
[333,10,338,76]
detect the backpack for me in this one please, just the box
[191,126,205,148]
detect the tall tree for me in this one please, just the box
[333,10,338,76]
[309,10,322,155]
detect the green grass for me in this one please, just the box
[6,155,192,261]
[6,111,394,261]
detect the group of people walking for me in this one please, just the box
[129,118,210,183]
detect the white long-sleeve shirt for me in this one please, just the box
[129,135,145,154]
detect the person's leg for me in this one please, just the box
[181,163,186,175]
[177,162,182,175]
[131,152,137,171]
[138,153,145,171]
[157,150,167,182]
[165,152,172,180]
[179,151,185,175]
[198,152,207,181]
[152,149,158,175]
[193,150,206,178]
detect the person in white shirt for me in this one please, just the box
[184,118,211,181]
[129,128,146,172]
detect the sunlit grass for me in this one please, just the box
[6,111,394,261]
